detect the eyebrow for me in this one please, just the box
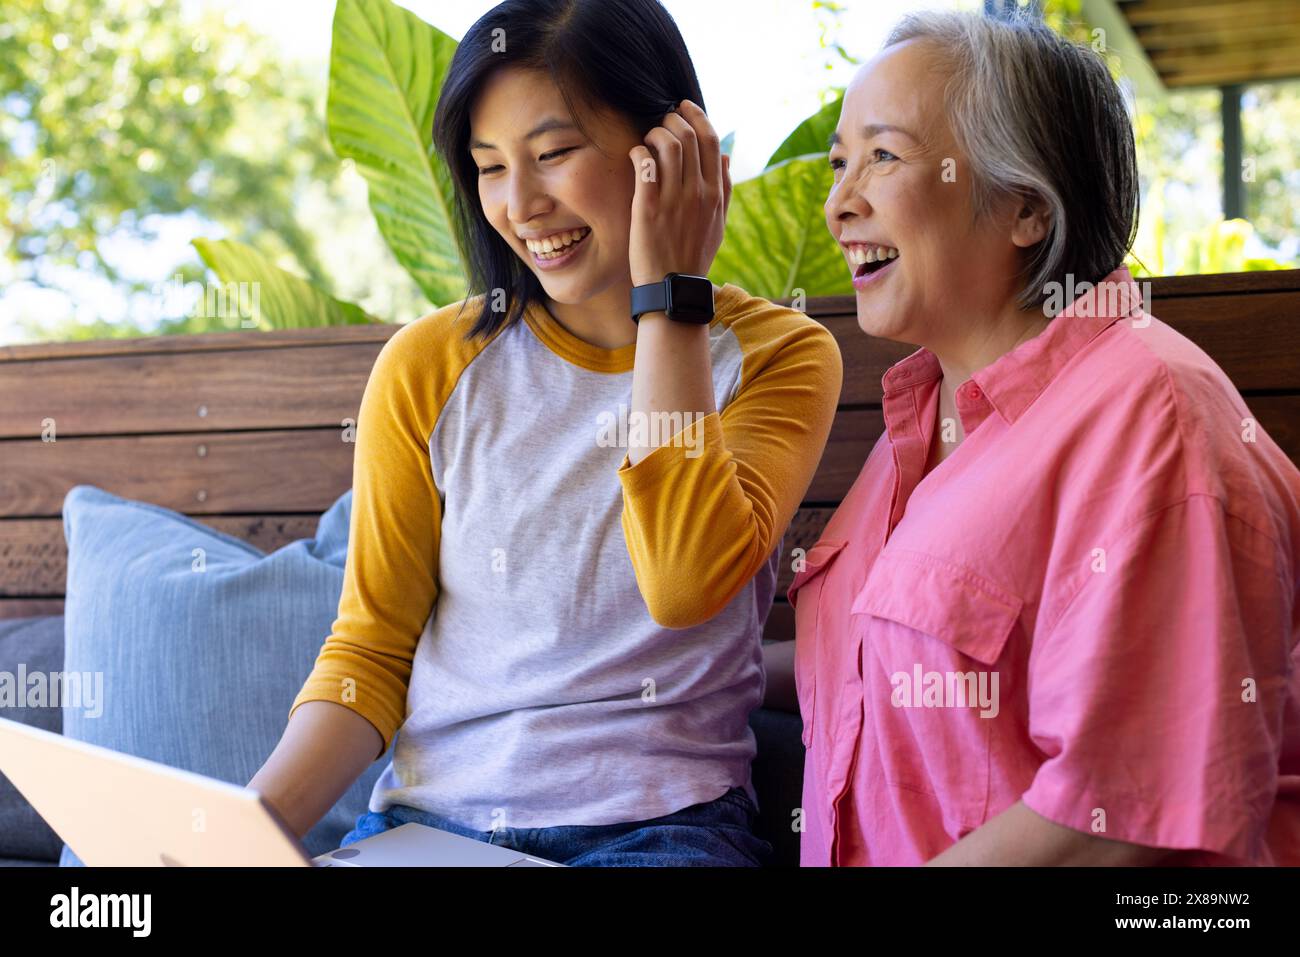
[827,123,919,150]
[470,117,579,151]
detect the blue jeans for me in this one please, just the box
[339,786,773,867]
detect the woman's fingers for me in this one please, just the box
[629,101,727,280]
[675,100,721,197]
[643,125,682,208]
[661,109,701,201]
[629,143,659,214]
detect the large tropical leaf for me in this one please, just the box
[765,93,842,169]
[327,0,464,306]
[709,155,851,300]
[193,238,376,328]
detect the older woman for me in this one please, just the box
[779,10,1300,866]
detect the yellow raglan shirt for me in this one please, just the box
[289,282,841,827]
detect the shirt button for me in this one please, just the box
[967,385,982,400]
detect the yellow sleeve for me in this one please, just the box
[288,316,452,761]
[616,307,842,629]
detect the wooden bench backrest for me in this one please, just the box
[3,270,1299,639]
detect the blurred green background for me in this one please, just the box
[2,0,1296,344]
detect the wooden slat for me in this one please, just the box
[807,409,881,502]
[1248,396,1300,466]
[4,275,1300,628]
[819,315,912,406]
[1118,0,1300,87]
[1136,19,1300,49]
[1139,26,1300,55]
[1151,44,1300,74]
[0,599,65,620]
[1120,0,1300,26]
[0,342,383,439]
[0,322,395,362]
[1160,62,1300,88]
[1137,270,1300,298]
[0,408,876,521]
[1146,292,1300,393]
[0,430,353,518]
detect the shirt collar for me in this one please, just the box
[880,265,1145,426]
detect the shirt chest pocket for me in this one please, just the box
[851,548,1023,832]
[786,538,848,748]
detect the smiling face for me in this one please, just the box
[825,39,1031,347]
[470,66,643,307]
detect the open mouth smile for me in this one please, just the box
[525,227,592,270]
[845,242,900,290]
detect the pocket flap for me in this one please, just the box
[786,539,848,608]
[850,549,1021,665]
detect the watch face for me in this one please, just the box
[667,275,714,321]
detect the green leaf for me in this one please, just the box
[709,155,852,299]
[193,238,377,329]
[327,0,465,306]
[765,93,842,169]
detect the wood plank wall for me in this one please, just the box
[2,270,1298,636]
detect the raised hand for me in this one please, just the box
[627,99,732,287]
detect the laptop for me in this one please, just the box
[0,716,563,867]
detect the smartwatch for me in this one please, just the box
[630,273,715,324]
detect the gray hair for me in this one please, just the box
[884,10,1139,311]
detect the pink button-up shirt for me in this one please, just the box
[788,266,1300,866]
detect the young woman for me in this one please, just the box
[249,0,842,866]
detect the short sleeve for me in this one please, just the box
[288,330,442,760]
[1022,494,1292,862]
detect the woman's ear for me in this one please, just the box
[1010,195,1051,248]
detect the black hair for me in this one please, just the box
[432,0,706,340]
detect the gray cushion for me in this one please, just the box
[0,615,67,862]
